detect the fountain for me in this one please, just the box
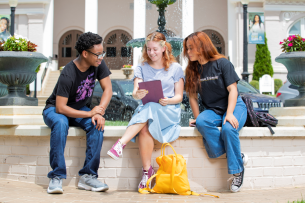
[126,0,183,57]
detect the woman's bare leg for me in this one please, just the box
[119,121,148,145]
[138,124,154,170]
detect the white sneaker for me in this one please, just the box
[241,153,248,166]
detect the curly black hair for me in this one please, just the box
[75,32,103,55]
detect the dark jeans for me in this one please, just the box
[43,106,104,179]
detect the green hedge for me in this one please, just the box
[274,79,283,94]
[250,80,259,90]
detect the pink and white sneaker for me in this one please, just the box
[107,139,126,160]
[138,165,155,190]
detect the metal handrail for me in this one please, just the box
[41,56,52,84]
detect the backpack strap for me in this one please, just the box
[138,174,158,194]
[266,125,275,135]
[177,190,219,198]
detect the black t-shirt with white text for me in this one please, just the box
[44,60,111,111]
[198,58,240,115]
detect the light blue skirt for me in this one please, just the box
[128,102,181,143]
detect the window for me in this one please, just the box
[107,47,116,57]
[62,47,72,57]
[288,18,305,37]
[121,47,131,57]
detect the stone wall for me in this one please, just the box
[1,127,305,192]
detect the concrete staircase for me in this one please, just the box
[37,70,60,106]
[269,107,305,127]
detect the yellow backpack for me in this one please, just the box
[138,143,219,198]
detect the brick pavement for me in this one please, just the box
[0,179,304,203]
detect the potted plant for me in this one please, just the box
[121,64,133,79]
[0,36,48,106]
[275,34,305,106]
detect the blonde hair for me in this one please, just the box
[141,32,176,71]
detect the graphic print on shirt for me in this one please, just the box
[76,72,95,102]
[200,76,219,82]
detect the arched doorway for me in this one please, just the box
[103,30,133,70]
[58,30,83,69]
[202,29,225,55]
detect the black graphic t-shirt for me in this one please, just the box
[44,60,111,111]
[198,58,240,115]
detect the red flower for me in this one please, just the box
[288,43,293,47]
[279,42,283,45]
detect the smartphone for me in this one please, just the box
[190,122,196,127]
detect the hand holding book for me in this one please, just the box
[138,80,164,105]
[133,87,148,100]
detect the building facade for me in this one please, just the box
[1,0,305,82]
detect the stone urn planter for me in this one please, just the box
[275,52,305,106]
[0,51,48,106]
[121,68,133,79]
[0,82,8,97]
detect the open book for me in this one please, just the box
[138,80,164,105]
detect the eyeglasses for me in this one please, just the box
[86,50,106,59]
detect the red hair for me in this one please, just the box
[142,32,176,71]
[183,31,226,99]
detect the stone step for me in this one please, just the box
[0,115,44,125]
[277,116,305,127]
[0,106,44,116]
[0,125,304,137]
[269,107,305,117]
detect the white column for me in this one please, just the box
[227,1,238,71]
[43,0,53,59]
[85,0,98,33]
[133,0,146,67]
[182,0,194,70]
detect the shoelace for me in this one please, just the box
[140,172,149,188]
[52,176,61,184]
[227,174,242,186]
[114,142,123,155]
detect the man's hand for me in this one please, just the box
[91,114,105,131]
[223,113,239,129]
[89,106,104,117]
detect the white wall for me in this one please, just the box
[53,0,85,57]
[194,0,228,56]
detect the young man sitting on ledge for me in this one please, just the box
[43,32,112,194]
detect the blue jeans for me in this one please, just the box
[43,106,104,179]
[196,96,247,174]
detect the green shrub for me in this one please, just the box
[250,80,259,90]
[274,79,283,94]
[252,33,274,80]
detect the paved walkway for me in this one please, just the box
[0,179,304,203]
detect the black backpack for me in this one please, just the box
[241,95,278,134]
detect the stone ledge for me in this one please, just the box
[0,116,45,125]
[0,125,304,138]
[0,106,44,115]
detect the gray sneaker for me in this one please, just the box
[78,174,109,192]
[47,176,63,194]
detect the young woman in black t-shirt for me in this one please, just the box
[183,31,248,193]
